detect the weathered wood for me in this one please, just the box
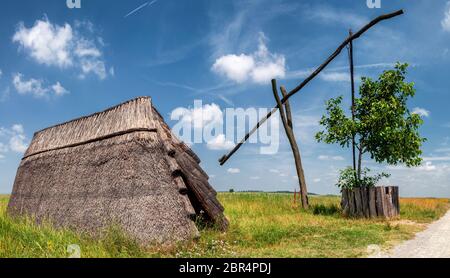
[376,187,384,217]
[219,10,404,165]
[280,86,293,129]
[342,186,399,219]
[354,187,363,217]
[348,190,356,216]
[381,187,390,218]
[175,151,228,230]
[369,187,377,217]
[392,187,400,216]
[361,187,370,218]
[384,190,390,218]
[272,80,309,209]
[342,189,350,216]
[385,187,393,218]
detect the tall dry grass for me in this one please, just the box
[0,194,448,258]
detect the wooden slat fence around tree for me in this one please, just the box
[342,186,400,218]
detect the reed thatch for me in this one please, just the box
[7,97,228,244]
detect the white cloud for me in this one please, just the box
[11,124,24,134]
[212,33,286,84]
[212,54,255,83]
[412,107,430,117]
[320,72,350,82]
[0,69,2,78]
[386,161,450,196]
[250,176,261,180]
[0,124,29,155]
[13,73,48,98]
[435,148,450,153]
[13,19,73,67]
[442,2,450,32]
[318,155,345,161]
[51,82,70,96]
[305,5,367,28]
[269,169,280,173]
[418,161,437,172]
[0,142,8,159]
[13,18,110,80]
[9,134,28,153]
[171,102,223,129]
[207,134,234,150]
[423,156,450,162]
[313,178,321,183]
[227,168,241,174]
[79,58,107,80]
[12,73,68,98]
[171,102,235,150]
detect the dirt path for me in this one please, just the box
[372,210,450,258]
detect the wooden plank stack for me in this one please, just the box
[342,186,400,218]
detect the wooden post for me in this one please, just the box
[342,189,350,216]
[368,187,377,217]
[272,79,309,209]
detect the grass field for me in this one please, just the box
[0,193,448,258]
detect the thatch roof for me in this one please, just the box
[8,97,228,244]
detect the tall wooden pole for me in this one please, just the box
[348,30,357,180]
[272,79,309,209]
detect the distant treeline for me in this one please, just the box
[219,190,328,196]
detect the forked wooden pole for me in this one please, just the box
[272,79,309,209]
[219,10,404,165]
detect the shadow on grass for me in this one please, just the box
[311,204,342,216]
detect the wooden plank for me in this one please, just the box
[392,187,400,217]
[354,188,363,217]
[385,187,393,218]
[342,189,349,216]
[375,187,384,217]
[381,186,389,218]
[361,187,370,218]
[384,186,391,218]
[369,187,377,218]
[349,190,356,217]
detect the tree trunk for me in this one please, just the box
[348,29,357,180]
[357,145,363,181]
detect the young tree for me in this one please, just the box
[316,63,426,188]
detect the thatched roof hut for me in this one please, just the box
[7,97,228,244]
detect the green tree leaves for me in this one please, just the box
[316,63,426,187]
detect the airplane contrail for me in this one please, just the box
[124,0,158,18]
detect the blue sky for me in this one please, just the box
[0,0,450,197]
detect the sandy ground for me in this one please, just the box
[371,210,450,258]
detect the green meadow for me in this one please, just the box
[0,193,448,258]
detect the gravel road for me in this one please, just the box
[371,210,450,258]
